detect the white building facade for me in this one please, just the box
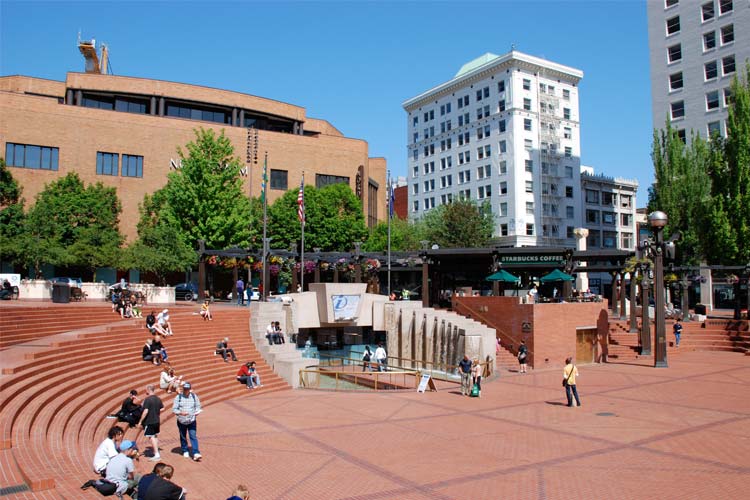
[647,0,750,140]
[580,166,639,294]
[403,51,584,247]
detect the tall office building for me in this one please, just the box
[647,0,750,140]
[403,51,584,247]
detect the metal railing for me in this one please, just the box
[298,364,419,391]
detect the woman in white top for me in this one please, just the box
[160,367,182,394]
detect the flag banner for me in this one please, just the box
[389,183,395,219]
[297,175,305,224]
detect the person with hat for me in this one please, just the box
[172,382,203,461]
[105,439,140,498]
[156,309,173,336]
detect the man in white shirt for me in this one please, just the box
[373,344,388,372]
[265,322,275,345]
[92,426,124,476]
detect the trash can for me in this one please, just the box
[694,303,707,315]
[52,283,71,303]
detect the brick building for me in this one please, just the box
[0,72,387,241]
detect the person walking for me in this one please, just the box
[563,357,581,407]
[362,345,373,372]
[236,278,245,306]
[373,344,388,372]
[139,385,164,461]
[673,318,683,347]
[471,358,482,397]
[458,355,473,396]
[518,340,529,373]
[215,337,238,362]
[173,382,203,461]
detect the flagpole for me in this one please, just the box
[300,173,305,292]
[261,152,268,301]
[387,171,392,297]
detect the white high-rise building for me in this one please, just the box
[647,0,750,141]
[402,50,584,247]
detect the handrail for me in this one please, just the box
[451,298,534,360]
[298,366,419,391]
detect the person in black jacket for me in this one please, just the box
[117,389,143,428]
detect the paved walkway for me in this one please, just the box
[136,351,749,500]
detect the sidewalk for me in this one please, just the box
[147,350,749,500]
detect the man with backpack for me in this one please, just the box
[172,382,203,461]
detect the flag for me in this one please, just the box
[389,182,395,219]
[261,154,268,204]
[297,175,305,224]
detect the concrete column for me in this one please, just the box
[150,96,157,115]
[700,264,712,311]
[74,90,82,106]
[66,89,73,105]
[158,97,165,116]
[574,228,589,292]
[619,274,628,321]
[232,108,238,127]
[422,260,429,307]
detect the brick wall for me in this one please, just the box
[453,296,609,369]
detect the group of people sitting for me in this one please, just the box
[235,361,262,389]
[85,425,188,499]
[112,287,144,319]
[146,309,174,336]
[265,321,285,345]
[142,336,169,366]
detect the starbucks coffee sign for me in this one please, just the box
[500,254,565,265]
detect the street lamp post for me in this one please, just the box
[629,268,638,333]
[648,211,669,368]
[639,262,652,356]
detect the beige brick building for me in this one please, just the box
[0,73,386,241]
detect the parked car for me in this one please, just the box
[50,277,83,288]
[174,282,198,301]
[249,287,260,301]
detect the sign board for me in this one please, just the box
[417,373,437,393]
[0,274,21,287]
[331,294,361,321]
[500,255,565,266]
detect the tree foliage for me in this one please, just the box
[157,128,253,250]
[362,216,427,252]
[16,173,123,275]
[268,182,368,251]
[0,158,26,264]
[420,199,495,248]
[649,65,750,265]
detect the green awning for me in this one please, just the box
[486,269,521,283]
[539,269,575,282]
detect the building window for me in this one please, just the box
[603,231,617,249]
[702,1,715,21]
[585,189,600,204]
[667,44,682,63]
[477,164,491,179]
[477,185,492,199]
[666,16,680,35]
[586,210,600,224]
[665,0,678,7]
[703,31,716,51]
[722,55,735,75]
[525,160,533,172]
[269,169,288,189]
[500,182,508,195]
[602,192,615,206]
[564,127,572,139]
[621,232,633,249]
[564,147,572,158]
[498,99,506,112]
[501,224,508,236]
[498,81,505,93]
[5,142,59,171]
[498,120,506,133]
[671,100,685,119]
[566,186,574,198]
[120,154,143,178]
[526,224,534,236]
[525,181,534,193]
[720,24,733,44]
[563,108,571,120]
[705,60,718,80]
[562,89,570,100]
[524,119,532,131]
[719,0,732,14]
[166,102,229,124]
[722,88,731,106]
[413,149,418,161]
[677,129,686,142]
[500,202,508,216]
[412,184,419,195]
[621,213,632,226]
[413,116,418,126]
[707,91,720,110]
[96,152,119,176]
[315,174,349,189]
[498,140,507,154]
[669,72,684,90]
[524,139,533,151]
[114,97,149,115]
[602,212,616,225]
[566,206,574,218]
[412,200,419,212]
[526,202,534,215]
[523,98,532,111]
[523,79,531,90]
[498,161,507,175]
[564,166,573,178]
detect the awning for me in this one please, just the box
[539,269,574,282]
[486,269,521,283]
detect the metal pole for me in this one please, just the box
[653,229,668,367]
[629,269,638,332]
[640,266,652,356]
[300,173,305,293]
[387,171,392,296]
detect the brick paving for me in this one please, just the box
[139,350,749,500]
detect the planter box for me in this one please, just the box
[19,280,51,300]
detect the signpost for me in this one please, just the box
[417,372,437,393]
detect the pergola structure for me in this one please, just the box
[196,240,634,308]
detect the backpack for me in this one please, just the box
[175,393,197,425]
[93,479,117,496]
[470,384,480,397]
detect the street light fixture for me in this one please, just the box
[647,210,668,368]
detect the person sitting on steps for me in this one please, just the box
[215,337,238,362]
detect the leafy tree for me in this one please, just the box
[419,199,494,248]
[268,183,368,251]
[124,192,196,285]
[17,173,123,276]
[0,158,26,265]
[362,217,427,252]
[157,128,252,250]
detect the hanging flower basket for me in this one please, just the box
[726,274,739,284]
[365,258,381,275]
[269,264,281,276]
[320,262,330,271]
[206,255,218,265]
[252,261,263,271]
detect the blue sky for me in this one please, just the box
[1,0,654,206]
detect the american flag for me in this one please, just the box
[297,175,305,224]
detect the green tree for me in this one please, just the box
[419,199,494,248]
[18,173,123,275]
[159,128,253,249]
[362,217,427,251]
[0,158,26,265]
[124,192,197,285]
[268,183,368,251]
